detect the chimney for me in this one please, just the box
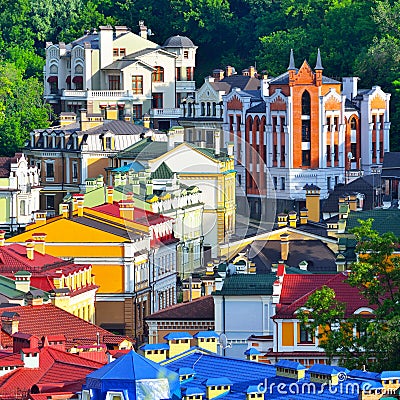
[0,230,5,246]
[227,142,234,157]
[138,20,147,39]
[342,77,359,101]
[336,254,346,272]
[299,208,308,224]
[225,65,234,77]
[277,213,288,227]
[248,65,257,77]
[299,260,308,271]
[72,194,79,212]
[304,184,321,222]
[21,348,40,369]
[115,25,128,36]
[119,200,135,221]
[107,186,114,204]
[75,193,85,217]
[26,240,35,260]
[14,271,32,293]
[99,25,114,69]
[80,109,104,131]
[33,211,47,227]
[348,192,357,211]
[272,279,282,304]
[288,211,297,228]
[146,179,153,195]
[1,312,20,335]
[280,234,289,261]
[32,233,47,255]
[59,112,77,127]
[214,131,220,156]
[61,203,69,218]
[143,113,150,129]
[212,69,224,81]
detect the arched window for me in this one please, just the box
[201,102,205,116]
[152,66,164,82]
[302,90,311,115]
[74,64,83,74]
[49,64,58,74]
[212,102,217,116]
[350,118,357,130]
[206,102,211,116]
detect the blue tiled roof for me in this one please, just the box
[244,348,261,356]
[206,377,233,386]
[140,343,170,351]
[164,332,193,340]
[359,380,384,390]
[183,386,205,395]
[276,360,306,370]
[348,369,381,381]
[194,331,219,339]
[111,161,145,173]
[381,371,400,379]
[246,385,261,393]
[308,364,340,375]
[178,367,195,375]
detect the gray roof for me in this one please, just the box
[269,71,340,85]
[82,120,147,136]
[72,34,100,49]
[163,35,196,48]
[247,101,266,113]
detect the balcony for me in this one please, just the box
[61,89,135,101]
[150,108,183,119]
[176,80,196,92]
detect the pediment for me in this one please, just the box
[294,60,315,85]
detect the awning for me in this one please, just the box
[72,76,83,83]
[99,103,108,109]
[118,103,125,109]
[66,75,71,83]
[47,76,58,83]
[109,103,117,109]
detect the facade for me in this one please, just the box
[0,154,41,233]
[178,65,261,150]
[223,50,391,217]
[111,138,236,259]
[381,151,400,203]
[44,23,197,129]
[25,114,145,215]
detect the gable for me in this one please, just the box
[324,92,342,111]
[227,96,243,110]
[270,97,287,111]
[197,82,219,102]
[294,60,315,85]
[370,94,386,110]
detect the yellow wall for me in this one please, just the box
[144,350,167,363]
[282,322,294,346]
[197,338,217,353]
[206,386,230,399]
[93,264,124,293]
[168,340,191,358]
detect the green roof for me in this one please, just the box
[213,274,276,296]
[0,275,49,300]
[151,162,174,180]
[194,146,230,162]
[346,209,400,236]
[116,139,168,160]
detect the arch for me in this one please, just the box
[201,102,205,116]
[49,64,58,74]
[74,64,83,74]
[152,66,164,82]
[301,90,311,115]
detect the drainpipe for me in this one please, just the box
[223,295,226,356]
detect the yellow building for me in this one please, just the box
[6,202,151,340]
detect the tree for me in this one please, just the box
[0,62,51,156]
[298,219,400,371]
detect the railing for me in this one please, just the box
[61,89,131,99]
[150,108,183,118]
[62,90,87,97]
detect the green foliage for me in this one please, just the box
[0,62,51,156]
[298,220,400,371]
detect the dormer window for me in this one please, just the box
[106,137,112,150]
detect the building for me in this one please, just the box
[381,151,400,204]
[178,65,261,150]
[0,235,97,322]
[44,23,197,129]
[25,115,147,214]
[0,153,41,234]
[223,49,391,218]
[145,295,214,344]
[111,138,236,259]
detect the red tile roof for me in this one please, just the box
[0,346,103,397]
[146,295,214,321]
[275,273,373,319]
[0,353,24,367]
[91,202,172,226]
[0,304,132,350]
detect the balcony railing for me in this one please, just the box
[61,89,132,100]
[150,108,183,118]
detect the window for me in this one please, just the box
[113,48,125,57]
[206,102,211,116]
[183,50,189,58]
[351,143,357,160]
[132,76,143,94]
[72,161,78,180]
[120,48,126,57]
[176,67,181,81]
[108,75,120,90]
[281,177,285,190]
[327,176,331,190]
[302,120,310,141]
[132,105,142,119]
[334,144,338,161]
[20,200,26,216]
[302,150,311,166]
[281,145,285,162]
[152,93,163,109]
[46,162,54,178]
[49,81,58,94]
[152,66,164,82]
[273,145,277,162]
[187,67,193,80]
[273,176,277,190]
[327,145,331,162]
[302,90,311,115]
[327,116,331,131]
[105,137,112,150]
[201,102,205,116]
[74,64,83,74]
[46,195,55,210]
[212,102,217,116]
[351,118,357,130]
[299,324,314,343]
[334,116,339,131]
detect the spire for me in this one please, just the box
[315,48,324,70]
[287,49,296,71]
